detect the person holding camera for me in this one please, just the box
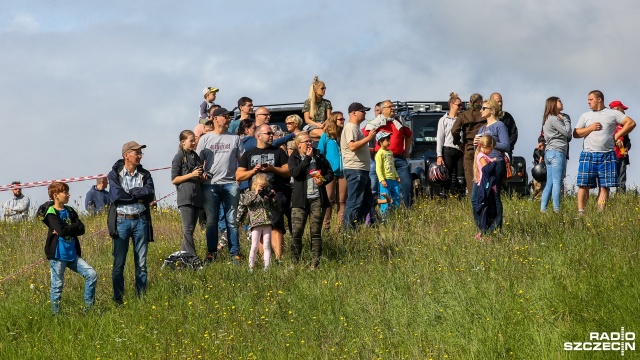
[171,130,205,258]
[288,131,334,269]
[237,173,278,272]
[196,107,245,264]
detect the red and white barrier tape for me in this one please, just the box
[150,191,177,205]
[0,166,172,192]
[0,227,110,283]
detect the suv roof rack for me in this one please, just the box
[392,100,470,115]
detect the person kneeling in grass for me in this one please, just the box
[43,182,97,314]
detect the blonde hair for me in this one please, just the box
[482,99,504,118]
[294,131,311,145]
[307,76,324,119]
[285,114,303,129]
[251,173,269,191]
[449,92,460,105]
[473,135,496,182]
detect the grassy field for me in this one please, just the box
[0,193,638,359]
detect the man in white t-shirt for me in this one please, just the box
[573,90,636,212]
[341,102,377,229]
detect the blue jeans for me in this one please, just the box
[343,169,374,230]
[112,214,149,302]
[202,183,240,256]
[379,179,401,215]
[541,150,566,212]
[492,158,506,231]
[393,156,412,207]
[49,257,97,313]
[369,159,379,198]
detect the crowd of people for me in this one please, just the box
[1,81,635,312]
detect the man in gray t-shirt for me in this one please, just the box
[573,90,636,212]
[341,102,377,229]
[196,107,245,262]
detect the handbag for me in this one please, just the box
[504,154,513,180]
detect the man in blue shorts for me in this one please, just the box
[573,90,636,213]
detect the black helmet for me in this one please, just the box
[531,162,547,182]
[429,163,449,183]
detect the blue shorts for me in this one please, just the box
[576,151,618,188]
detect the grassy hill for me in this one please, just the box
[0,193,638,359]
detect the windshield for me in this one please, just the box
[409,114,441,143]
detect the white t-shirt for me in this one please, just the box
[576,108,626,152]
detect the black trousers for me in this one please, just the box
[442,146,465,195]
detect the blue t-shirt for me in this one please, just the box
[54,208,77,261]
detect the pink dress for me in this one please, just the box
[475,152,494,185]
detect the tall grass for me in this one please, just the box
[0,193,638,359]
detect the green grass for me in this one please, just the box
[0,193,639,359]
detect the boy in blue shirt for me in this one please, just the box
[199,86,219,121]
[43,182,97,314]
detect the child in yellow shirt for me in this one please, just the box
[375,131,401,214]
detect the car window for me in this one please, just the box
[411,115,440,142]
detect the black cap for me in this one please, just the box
[211,107,232,117]
[348,102,371,113]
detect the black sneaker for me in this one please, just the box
[205,252,217,264]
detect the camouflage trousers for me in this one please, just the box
[531,179,544,200]
[291,197,323,267]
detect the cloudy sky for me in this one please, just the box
[2,0,639,211]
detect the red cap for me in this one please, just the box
[609,100,628,110]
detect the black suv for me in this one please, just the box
[393,101,529,198]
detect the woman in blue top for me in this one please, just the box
[473,99,510,232]
[317,111,346,229]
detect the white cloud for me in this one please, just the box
[2,0,640,210]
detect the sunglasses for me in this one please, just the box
[261,132,274,136]
[285,122,296,125]
[336,118,345,121]
[481,107,491,111]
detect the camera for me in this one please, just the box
[258,184,274,198]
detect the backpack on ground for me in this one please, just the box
[161,251,203,270]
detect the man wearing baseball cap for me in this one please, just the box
[610,100,632,193]
[363,100,413,208]
[573,91,636,213]
[107,140,155,304]
[197,107,245,264]
[341,102,377,229]
[199,86,219,121]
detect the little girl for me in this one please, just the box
[237,173,278,271]
[472,135,498,239]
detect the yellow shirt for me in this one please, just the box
[375,148,399,181]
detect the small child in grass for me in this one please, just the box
[237,173,278,272]
[472,135,498,240]
[375,131,401,215]
[42,182,97,314]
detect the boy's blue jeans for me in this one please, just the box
[49,257,97,313]
[379,179,401,215]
